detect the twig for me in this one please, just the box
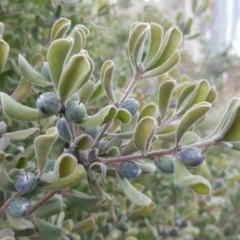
[28,191,56,215]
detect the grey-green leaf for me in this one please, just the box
[0,39,9,73]
[3,128,39,140]
[50,18,71,42]
[100,60,115,103]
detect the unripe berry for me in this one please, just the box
[36,92,62,115]
[119,98,139,115]
[7,197,30,217]
[56,117,71,142]
[155,155,175,174]
[65,100,86,123]
[117,161,142,179]
[14,172,37,193]
[41,61,51,81]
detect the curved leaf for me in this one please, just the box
[138,103,158,122]
[11,76,32,102]
[100,60,115,102]
[115,109,132,124]
[133,117,157,155]
[0,164,16,191]
[77,80,95,104]
[88,81,105,102]
[34,127,59,175]
[72,134,93,150]
[18,54,52,86]
[3,128,39,140]
[40,164,86,190]
[176,102,211,144]
[158,79,176,118]
[0,93,44,121]
[50,18,71,42]
[0,39,9,73]
[79,105,117,127]
[72,217,96,232]
[47,37,74,89]
[6,212,34,230]
[116,172,151,206]
[128,23,149,70]
[58,54,91,101]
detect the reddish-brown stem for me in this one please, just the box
[28,191,56,215]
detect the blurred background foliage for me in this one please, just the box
[1,0,240,239]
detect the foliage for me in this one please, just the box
[0,1,240,240]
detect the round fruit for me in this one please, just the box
[65,100,86,123]
[155,155,175,174]
[56,117,71,142]
[178,147,205,167]
[119,98,139,115]
[7,197,30,217]
[36,92,62,115]
[117,161,142,179]
[14,172,37,193]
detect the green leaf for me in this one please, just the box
[0,164,16,191]
[0,151,5,164]
[11,76,32,102]
[176,102,211,144]
[50,18,71,42]
[121,112,139,133]
[107,147,120,157]
[115,109,132,124]
[100,60,115,103]
[128,23,149,71]
[158,79,176,118]
[185,33,201,40]
[0,39,9,73]
[0,93,45,121]
[143,50,180,78]
[34,218,66,240]
[58,54,91,101]
[72,217,96,232]
[138,103,158,122]
[40,153,77,183]
[183,18,193,35]
[0,22,4,35]
[133,117,157,155]
[88,81,105,102]
[6,212,34,230]
[40,164,86,190]
[35,196,62,218]
[143,22,163,69]
[121,139,138,155]
[72,134,93,150]
[47,37,74,89]
[192,0,198,13]
[3,128,39,140]
[215,101,240,142]
[146,27,182,70]
[77,80,95,104]
[116,172,151,206]
[34,127,59,175]
[18,54,52,86]
[65,192,102,213]
[174,159,211,195]
[205,86,217,103]
[79,105,117,128]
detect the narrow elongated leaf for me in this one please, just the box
[88,81,105,102]
[58,54,91,101]
[174,159,211,195]
[147,27,182,70]
[176,102,211,144]
[65,192,103,212]
[79,105,117,127]
[133,117,157,155]
[158,79,176,118]
[34,218,66,240]
[0,39,9,73]
[18,54,52,86]
[143,50,180,78]
[77,80,95,104]
[11,76,32,102]
[216,102,240,142]
[47,37,74,89]
[0,93,45,121]
[128,23,149,70]
[72,217,96,232]
[34,127,59,175]
[183,18,193,34]
[138,103,158,122]
[3,128,39,140]
[143,23,163,69]
[50,18,71,42]
[116,172,151,206]
[100,60,115,102]
[6,212,34,230]
[40,164,86,190]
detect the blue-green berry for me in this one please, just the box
[119,98,139,115]
[65,101,86,123]
[7,197,30,217]
[41,61,51,81]
[56,117,71,142]
[117,161,142,179]
[14,172,37,193]
[155,155,175,174]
